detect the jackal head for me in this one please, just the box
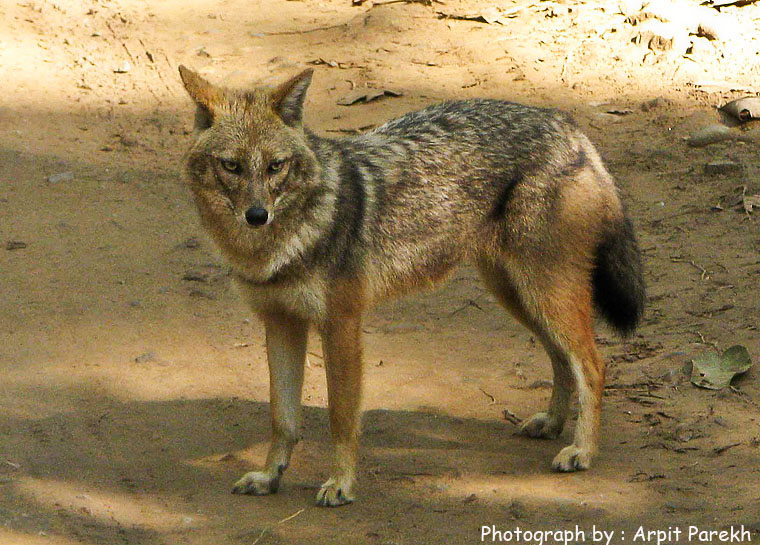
[179,66,326,278]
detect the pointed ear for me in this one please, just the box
[271,68,314,127]
[178,65,222,130]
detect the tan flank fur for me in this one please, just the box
[178,66,645,507]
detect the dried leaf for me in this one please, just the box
[436,7,515,25]
[691,345,752,390]
[706,0,760,8]
[743,194,760,213]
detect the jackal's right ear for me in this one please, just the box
[271,68,314,127]
[178,65,221,130]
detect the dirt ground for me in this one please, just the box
[1,0,760,543]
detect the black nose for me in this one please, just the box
[245,206,269,226]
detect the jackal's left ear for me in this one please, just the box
[271,68,314,127]
[178,65,223,130]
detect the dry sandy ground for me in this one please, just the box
[1,0,760,544]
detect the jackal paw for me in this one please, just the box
[315,476,355,507]
[551,445,592,472]
[518,412,563,439]
[231,471,280,495]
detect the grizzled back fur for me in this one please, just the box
[178,66,644,334]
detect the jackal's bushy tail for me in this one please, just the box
[592,215,645,336]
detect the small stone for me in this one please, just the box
[641,97,669,112]
[183,271,209,283]
[179,237,200,249]
[704,160,742,176]
[508,500,527,520]
[134,352,155,363]
[6,241,27,250]
[117,135,138,147]
[189,289,216,300]
[686,125,742,147]
[674,423,693,442]
[46,171,74,184]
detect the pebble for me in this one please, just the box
[6,241,27,250]
[189,289,216,300]
[685,125,753,147]
[183,271,209,283]
[704,160,742,176]
[134,352,155,363]
[46,171,73,184]
[641,97,669,112]
[179,237,201,249]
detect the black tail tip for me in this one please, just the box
[592,216,645,337]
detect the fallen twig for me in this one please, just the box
[693,330,719,350]
[121,41,136,63]
[713,442,741,455]
[478,387,496,405]
[261,23,348,36]
[324,124,375,135]
[448,298,484,316]
[251,508,306,545]
[670,256,711,280]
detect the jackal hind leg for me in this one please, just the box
[477,259,604,471]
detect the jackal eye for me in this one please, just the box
[219,159,241,174]
[267,159,286,174]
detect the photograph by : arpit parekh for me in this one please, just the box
[479,525,753,544]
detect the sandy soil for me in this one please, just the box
[1,0,760,543]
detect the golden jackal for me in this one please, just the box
[178,66,645,507]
